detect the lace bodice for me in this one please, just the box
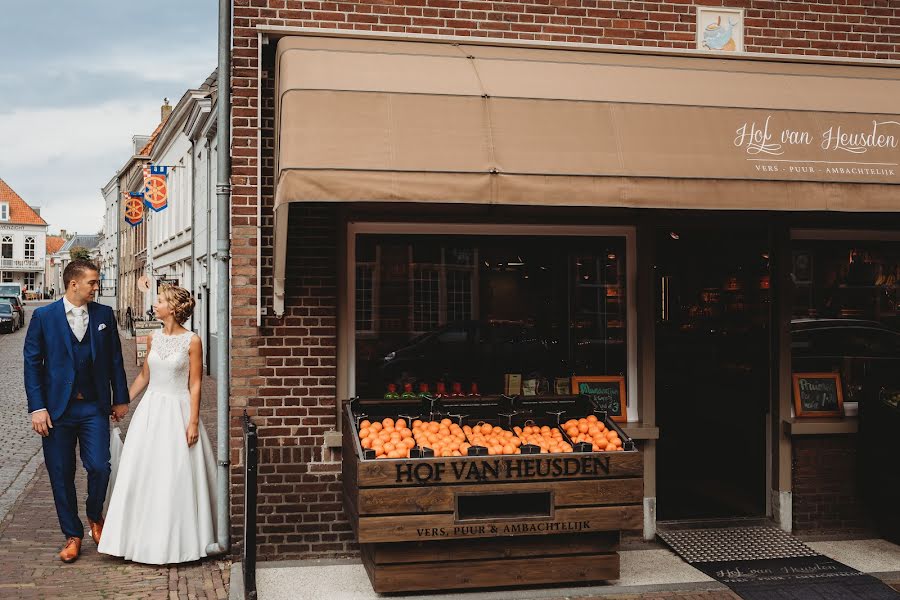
[147,329,194,395]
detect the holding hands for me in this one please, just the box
[111,404,129,422]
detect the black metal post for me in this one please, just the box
[242,412,258,600]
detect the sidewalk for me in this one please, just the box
[0,333,230,599]
[239,538,900,600]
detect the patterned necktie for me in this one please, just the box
[72,306,87,342]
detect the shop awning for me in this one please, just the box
[273,34,900,314]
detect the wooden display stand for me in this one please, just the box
[342,405,643,593]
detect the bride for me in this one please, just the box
[98,285,216,564]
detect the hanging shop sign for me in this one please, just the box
[123,191,145,227]
[143,164,169,212]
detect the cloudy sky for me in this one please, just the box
[0,0,217,236]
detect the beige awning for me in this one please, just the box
[273,34,900,314]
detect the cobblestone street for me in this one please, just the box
[0,302,45,523]
[0,302,229,599]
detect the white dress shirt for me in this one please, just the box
[31,298,90,415]
[63,297,89,342]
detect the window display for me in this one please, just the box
[354,234,628,399]
[791,239,900,412]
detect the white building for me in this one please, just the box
[147,71,220,374]
[0,177,48,297]
[97,175,120,310]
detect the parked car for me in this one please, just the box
[0,302,21,333]
[0,295,25,327]
[0,283,23,303]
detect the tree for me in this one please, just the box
[70,247,92,261]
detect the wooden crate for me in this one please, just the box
[342,407,643,592]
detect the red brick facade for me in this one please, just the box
[791,436,873,534]
[230,1,900,560]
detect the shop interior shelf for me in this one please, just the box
[782,417,858,436]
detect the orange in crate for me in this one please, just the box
[513,423,573,453]
[410,418,470,458]
[563,415,624,452]
[463,422,521,455]
[358,417,416,459]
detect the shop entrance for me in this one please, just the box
[655,226,771,521]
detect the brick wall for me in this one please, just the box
[791,435,873,534]
[230,1,900,560]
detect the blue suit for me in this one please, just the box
[23,299,129,539]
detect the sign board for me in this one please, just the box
[571,376,626,422]
[133,320,164,366]
[792,372,844,417]
[697,7,744,52]
[157,277,180,292]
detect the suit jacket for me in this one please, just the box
[23,299,130,420]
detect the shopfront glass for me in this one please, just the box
[354,234,628,400]
[655,227,771,520]
[791,238,900,410]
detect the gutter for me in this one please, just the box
[206,0,232,557]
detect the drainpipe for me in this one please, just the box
[190,139,196,332]
[206,0,231,556]
[115,178,120,318]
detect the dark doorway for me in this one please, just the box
[655,226,771,521]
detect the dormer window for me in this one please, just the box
[0,203,8,221]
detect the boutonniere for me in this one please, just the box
[97,323,107,331]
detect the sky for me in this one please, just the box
[0,0,218,236]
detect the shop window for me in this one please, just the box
[356,265,375,333]
[1,236,12,259]
[24,272,35,290]
[411,265,440,332]
[791,239,900,409]
[354,234,628,399]
[24,236,35,260]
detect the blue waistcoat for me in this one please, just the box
[70,326,96,401]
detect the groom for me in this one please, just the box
[23,259,129,562]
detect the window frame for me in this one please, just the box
[341,222,639,424]
[24,236,35,260]
[1,235,12,259]
[0,203,8,221]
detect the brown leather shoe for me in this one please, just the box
[88,518,104,545]
[59,537,82,563]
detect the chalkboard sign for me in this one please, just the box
[792,372,844,417]
[571,376,626,422]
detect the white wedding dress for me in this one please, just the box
[99,330,217,564]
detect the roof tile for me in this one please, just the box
[46,236,66,255]
[139,115,169,156]
[0,177,48,226]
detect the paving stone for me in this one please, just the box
[0,308,230,599]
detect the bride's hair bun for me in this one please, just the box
[160,285,196,325]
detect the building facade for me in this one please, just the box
[230,1,900,561]
[116,125,163,325]
[188,80,221,375]
[147,72,220,371]
[97,175,120,310]
[0,177,48,298]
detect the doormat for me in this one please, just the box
[658,526,900,599]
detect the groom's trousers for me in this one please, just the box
[42,397,111,539]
